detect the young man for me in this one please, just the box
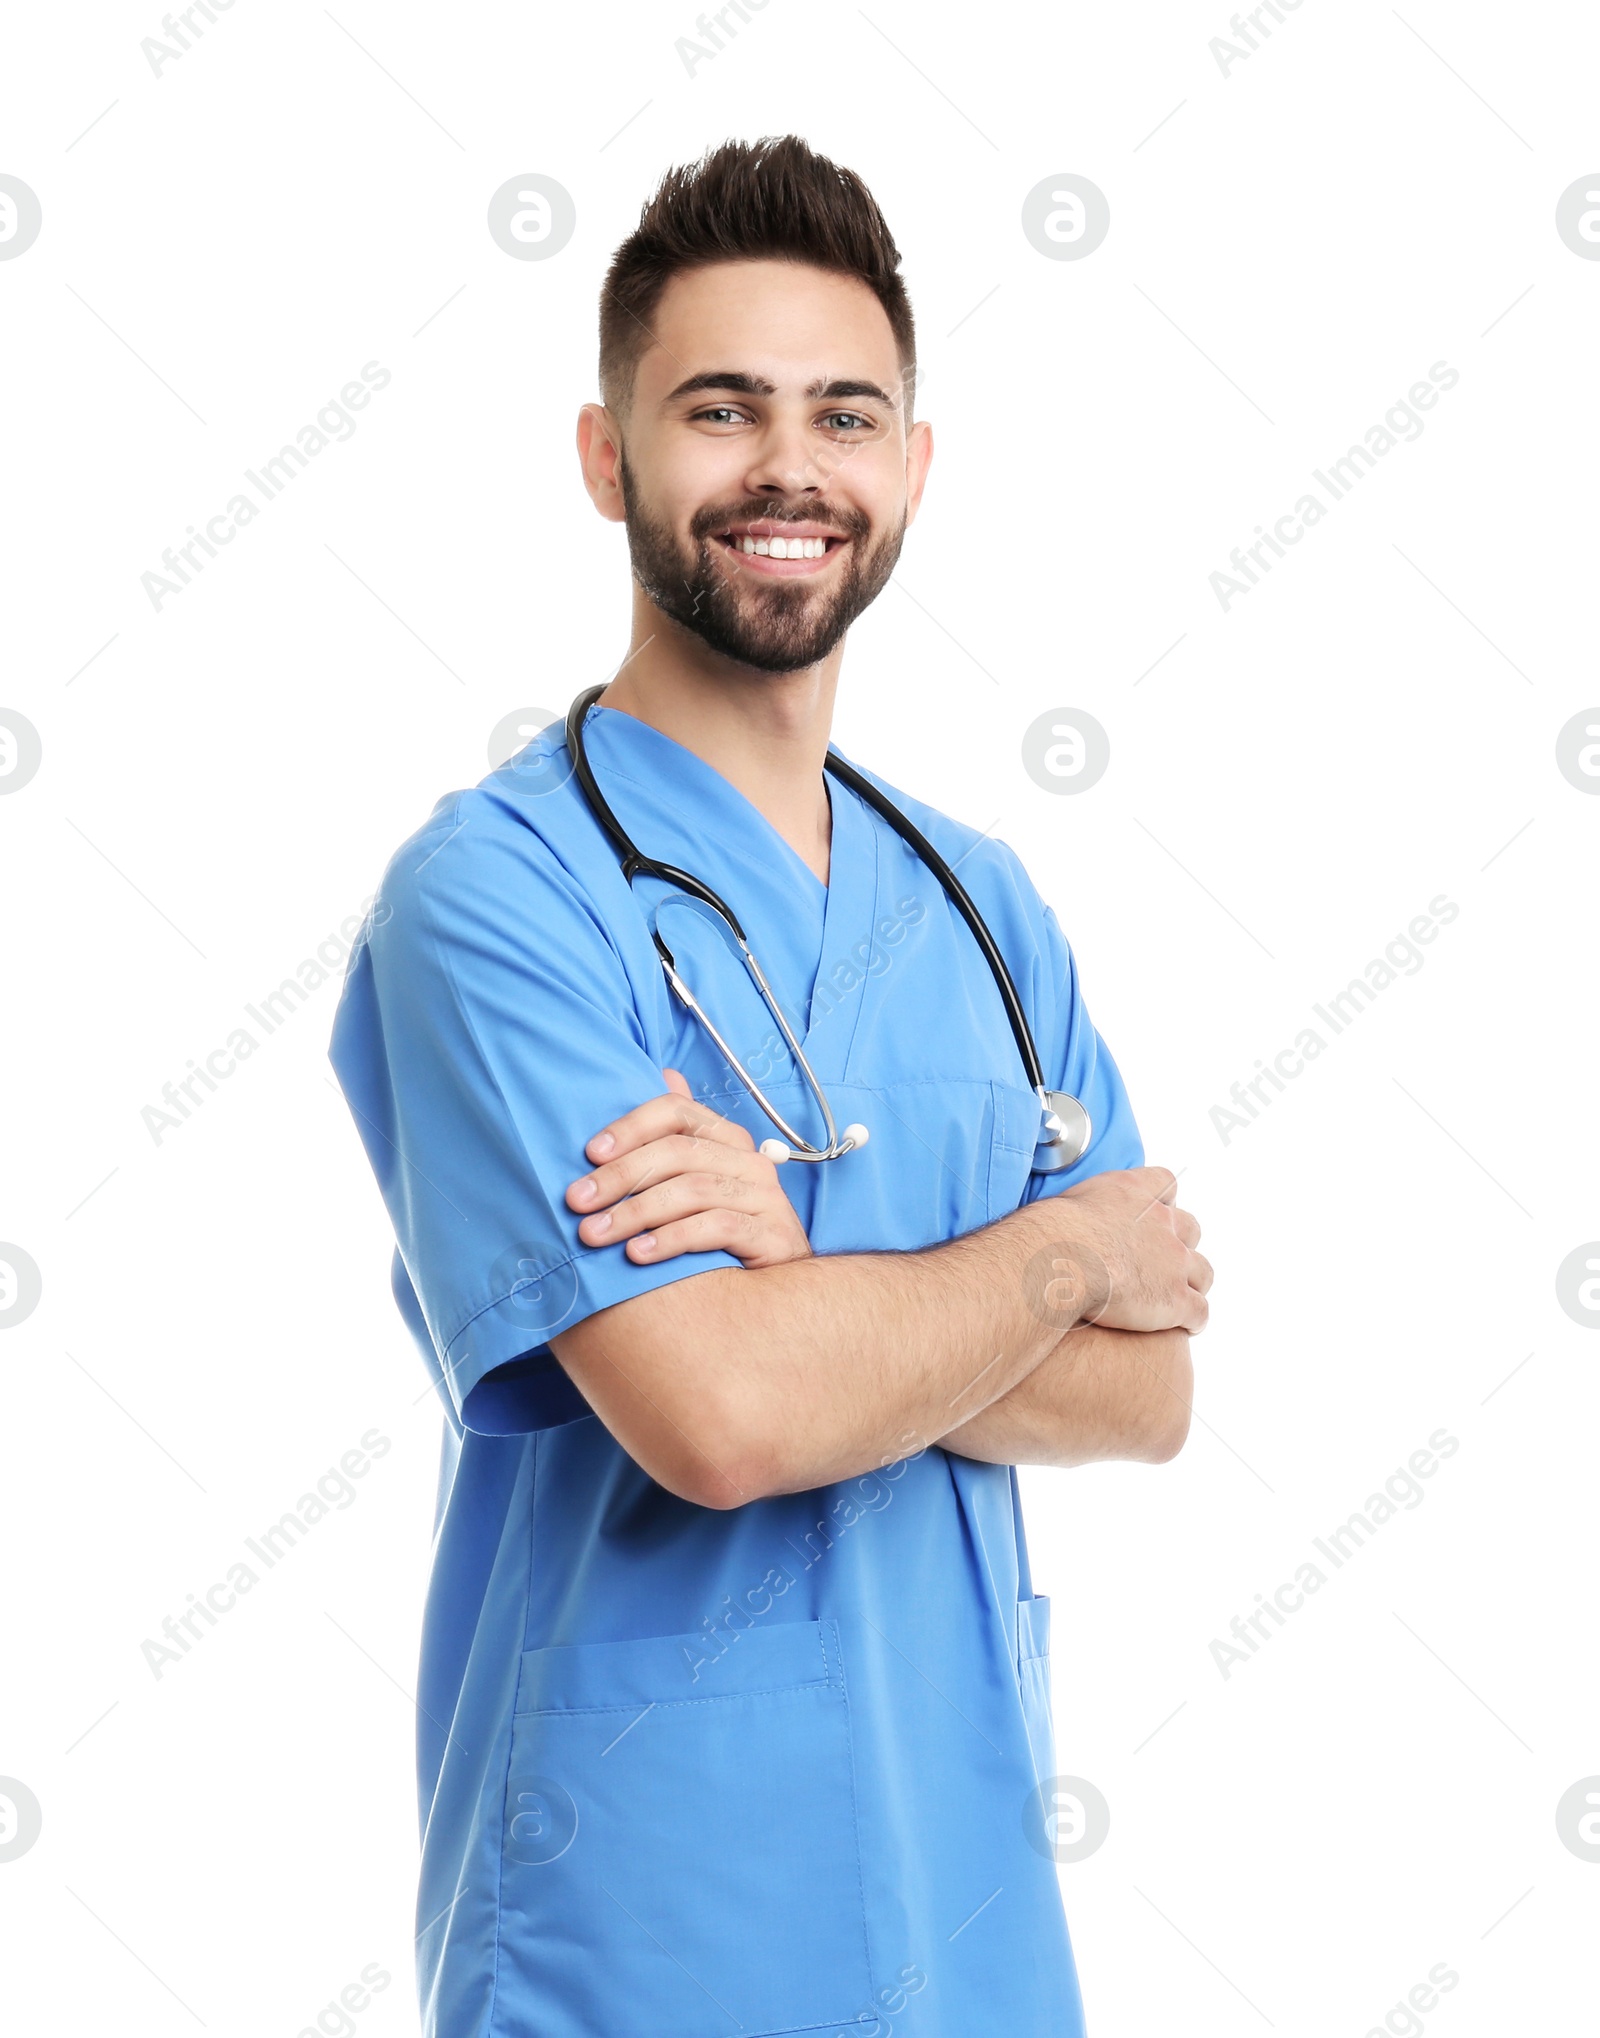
[330,136,1210,2038]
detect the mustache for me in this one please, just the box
[689,498,874,542]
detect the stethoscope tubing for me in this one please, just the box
[562,684,1051,1157]
[817,749,1046,1094]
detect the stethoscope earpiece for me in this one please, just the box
[761,1122,868,1166]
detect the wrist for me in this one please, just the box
[1011,1201,1113,1336]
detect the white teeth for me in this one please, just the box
[735,534,829,558]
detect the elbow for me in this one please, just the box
[666,1450,763,1512]
[1141,1332,1194,1464]
[552,1290,782,1510]
[679,1424,793,1511]
[644,1388,790,1512]
[1143,1403,1191,1464]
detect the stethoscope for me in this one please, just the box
[564,685,1092,1173]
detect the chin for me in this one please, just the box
[648,583,849,675]
[697,617,849,674]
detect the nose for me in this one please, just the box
[741,409,825,502]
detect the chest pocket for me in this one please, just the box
[739,1076,1043,1255]
[985,1077,1043,1224]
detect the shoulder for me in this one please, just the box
[376,721,594,901]
[365,734,617,972]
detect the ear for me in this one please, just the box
[577,403,628,524]
[903,416,934,531]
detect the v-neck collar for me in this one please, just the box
[804,776,879,1063]
[582,700,829,894]
[577,701,881,1067]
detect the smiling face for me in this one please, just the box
[588,260,931,676]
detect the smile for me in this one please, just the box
[713,525,849,575]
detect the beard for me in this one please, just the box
[618,467,906,674]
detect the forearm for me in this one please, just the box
[938,1325,1193,1469]
[552,1198,1090,1506]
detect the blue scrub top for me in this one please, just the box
[329,701,1143,2038]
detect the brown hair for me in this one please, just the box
[599,135,916,417]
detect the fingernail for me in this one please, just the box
[590,1131,615,1157]
[634,1233,655,1255]
[571,1178,597,1204]
[586,1211,612,1237]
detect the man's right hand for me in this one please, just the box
[1041,1166,1212,1335]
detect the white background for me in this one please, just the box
[2,1,1596,2033]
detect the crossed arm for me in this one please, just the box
[549,1072,1210,1507]
[939,1320,1195,1468]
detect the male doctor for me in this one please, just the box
[330,135,1210,2038]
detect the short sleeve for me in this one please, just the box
[1022,901,1145,1199]
[328,794,742,1436]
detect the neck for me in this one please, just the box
[599,587,842,884]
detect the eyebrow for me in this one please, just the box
[663,370,901,409]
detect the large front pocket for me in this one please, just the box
[495,1617,872,2037]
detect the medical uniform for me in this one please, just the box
[328,700,1143,2038]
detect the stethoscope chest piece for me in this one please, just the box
[1032,1089,1092,1174]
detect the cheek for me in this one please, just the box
[625,439,737,531]
[828,443,901,521]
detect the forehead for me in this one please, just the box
[637,260,903,404]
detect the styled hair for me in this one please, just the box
[599,135,916,416]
